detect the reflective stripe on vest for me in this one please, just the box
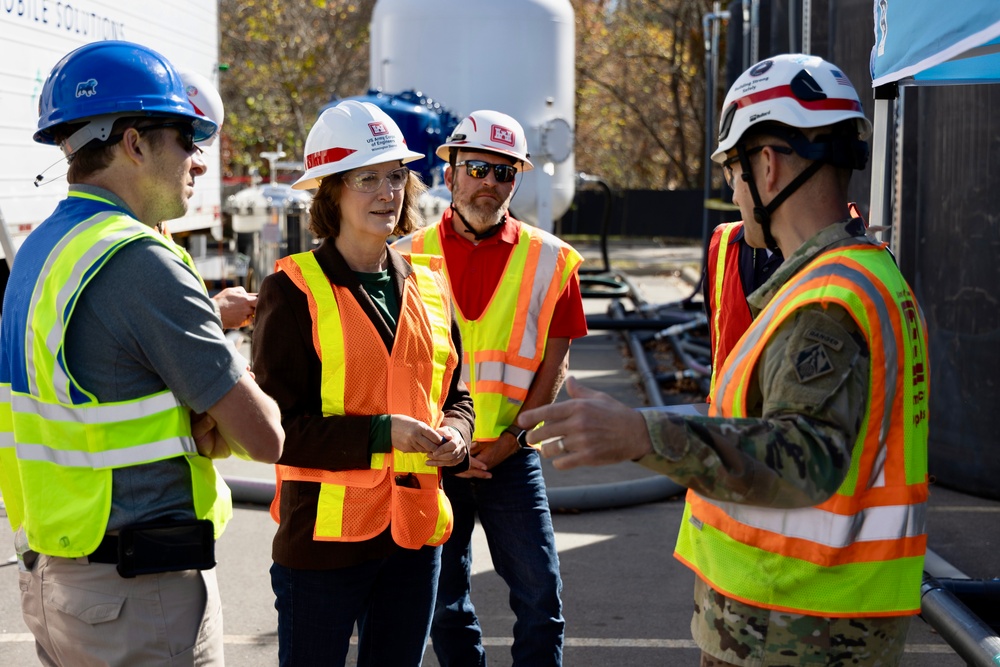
[3,197,232,557]
[270,250,456,549]
[707,222,752,399]
[0,383,23,531]
[400,223,583,439]
[678,243,929,617]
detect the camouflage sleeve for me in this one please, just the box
[636,304,869,509]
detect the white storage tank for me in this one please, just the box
[370,0,575,231]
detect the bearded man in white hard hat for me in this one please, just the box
[516,54,930,666]
[394,110,586,666]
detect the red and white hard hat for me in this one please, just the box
[712,53,873,163]
[293,100,423,190]
[178,69,224,148]
[435,110,533,171]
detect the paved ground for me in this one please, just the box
[0,241,997,665]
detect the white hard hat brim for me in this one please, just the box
[292,147,424,190]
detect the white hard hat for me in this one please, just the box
[712,53,873,163]
[293,100,423,190]
[435,110,533,171]
[178,69,224,148]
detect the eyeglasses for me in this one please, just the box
[721,145,792,188]
[341,167,410,193]
[456,160,518,183]
[106,121,199,154]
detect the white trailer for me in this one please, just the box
[0,0,221,266]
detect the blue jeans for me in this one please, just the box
[432,448,564,666]
[271,545,440,667]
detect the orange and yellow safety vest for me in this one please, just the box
[395,222,582,440]
[269,251,456,549]
[676,242,930,617]
[706,221,752,398]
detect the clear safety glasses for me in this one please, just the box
[341,167,409,193]
[456,160,518,183]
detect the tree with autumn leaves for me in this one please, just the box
[219,0,721,191]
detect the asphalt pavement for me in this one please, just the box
[0,241,997,666]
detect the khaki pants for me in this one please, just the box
[19,553,224,666]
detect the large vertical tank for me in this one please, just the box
[370,0,576,231]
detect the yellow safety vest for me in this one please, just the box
[395,222,582,440]
[676,243,929,617]
[270,251,456,549]
[1,192,231,557]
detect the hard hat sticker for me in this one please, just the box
[305,146,358,169]
[491,125,515,147]
[75,79,98,98]
[369,122,388,136]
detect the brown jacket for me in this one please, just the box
[252,240,475,569]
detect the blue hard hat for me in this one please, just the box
[34,40,217,148]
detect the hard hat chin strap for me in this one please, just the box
[449,203,506,241]
[738,142,825,252]
[447,169,506,241]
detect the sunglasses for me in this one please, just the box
[341,167,409,193]
[456,160,518,183]
[106,121,198,154]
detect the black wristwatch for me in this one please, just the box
[506,426,531,449]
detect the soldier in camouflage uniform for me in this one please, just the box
[518,54,929,667]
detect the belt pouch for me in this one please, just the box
[116,519,216,578]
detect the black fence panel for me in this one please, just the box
[556,188,731,241]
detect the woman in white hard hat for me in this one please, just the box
[251,100,475,666]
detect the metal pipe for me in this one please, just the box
[870,85,898,247]
[615,270,652,311]
[921,573,1000,667]
[925,547,970,580]
[801,0,812,55]
[700,4,730,313]
[668,334,711,378]
[586,314,698,331]
[741,0,751,70]
[788,0,797,53]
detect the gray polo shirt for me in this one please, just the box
[63,185,244,530]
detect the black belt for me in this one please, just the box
[87,534,120,564]
[85,520,216,577]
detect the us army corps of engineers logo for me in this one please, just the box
[794,343,834,383]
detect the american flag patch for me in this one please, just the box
[831,69,852,86]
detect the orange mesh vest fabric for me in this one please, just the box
[269,251,457,549]
[707,222,753,399]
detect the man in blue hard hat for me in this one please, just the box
[0,41,284,665]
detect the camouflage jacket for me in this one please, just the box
[638,217,874,508]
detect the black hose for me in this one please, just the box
[224,474,687,513]
[580,275,631,299]
[577,174,613,276]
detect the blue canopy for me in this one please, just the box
[871,1,1000,87]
